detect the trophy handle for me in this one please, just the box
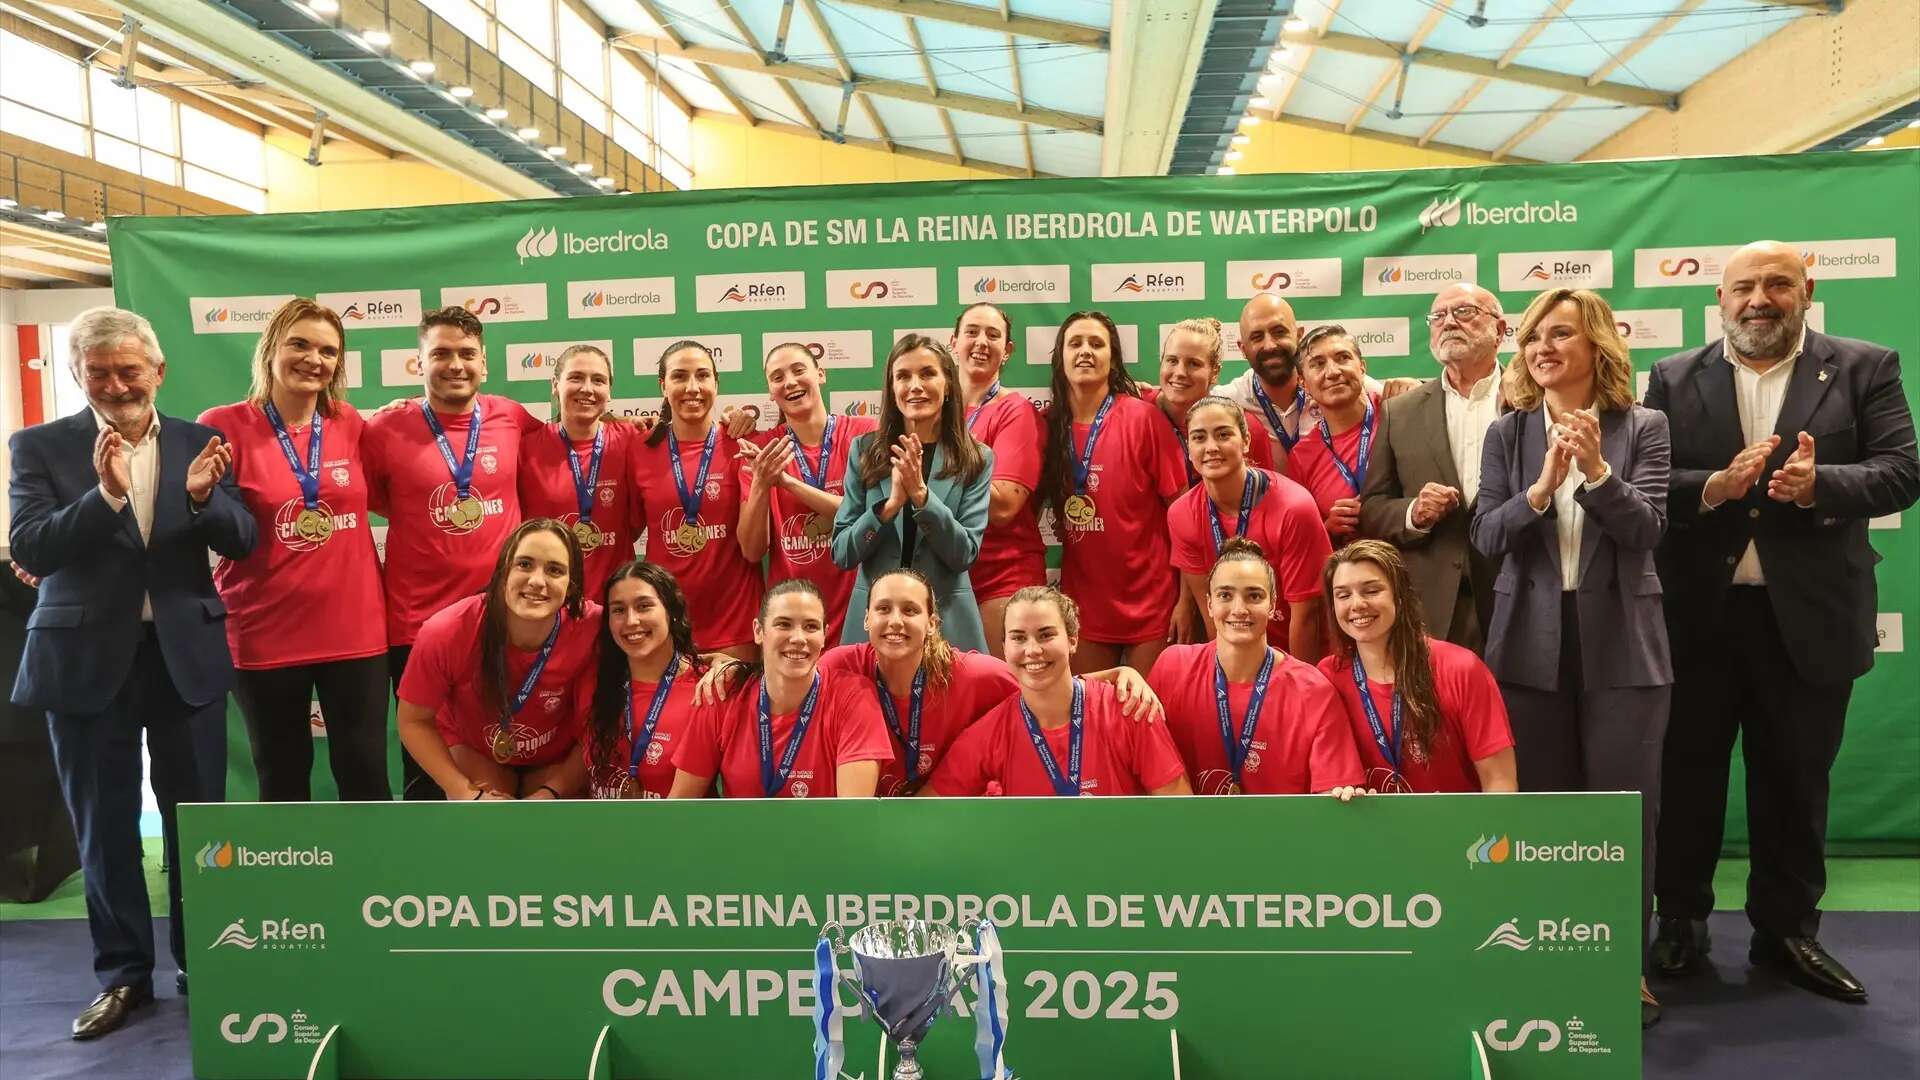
[819,919,849,954]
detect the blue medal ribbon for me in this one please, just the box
[966,381,1002,433]
[1019,678,1084,797]
[1250,381,1306,452]
[1351,657,1404,776]
[1163,404,1200,487]
[1071,394,1115,494]
[499,615,562,747]
[1214,648,1275,788]
[420,400,483,499]
[789,415,836,490]
[757,672,822,796]
[262,399,323,509]
[1318,396,1376,495]
[561,423,606,523]
[1207,469,1266,557]
[625,654,681,781]
[668,425,719,525]
[874,665,927,784]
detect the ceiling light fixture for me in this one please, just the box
[44,210,66,220]
[361,29,390,49]
[450,85,474,99]
[1240,114,1260,127]
[1284,16,1309,32]
[1225,150,1244,162]
[1217,166,1236,176]
[573,162,594,173]
[485,107,509,120]
[594,177,615,188]
[311,0,339,13]
[1865,135,1886,146]
[1249,95,1271,109]
[516,126,540,139]
[545,144,567,155]
[1232,133,1251,146]
[408,60,436,76]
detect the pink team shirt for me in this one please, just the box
[1055,395,1189,643]
[1284,393,1382,532]
[820,644,1020,796]
[585,663,703,799]
[672,668,892,798]
[928,678,1188,796]
[1138,387,1278,477]
[199,401,386,669]
[1147,642,1363,795]
[965,391,1048,600]
[398,595,603,768]
[364,394,544,647]
[519,421,643,601]
[1319,640,1514,794]
[1167,469,1332,647]
[630,425,764,651]
[743,414,878,644]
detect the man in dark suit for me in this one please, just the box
[1359,283,1506,650]
[8,307,255,1038]
[1645,241,1919,1004]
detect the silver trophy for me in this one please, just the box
[815,918,1010,1080]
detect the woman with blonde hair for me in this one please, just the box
[1149,317,1278,477]
[199,298,390,800]
[519,344,644,600]
[1470,286,1671,1028]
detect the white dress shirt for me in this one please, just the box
[1706,330,1807,585]
[1406,364,1503,534]
[92,407,161,621]
[1532,414,1614,592]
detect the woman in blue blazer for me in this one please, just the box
[832,335,993,652]
[1470,287,1672,1028]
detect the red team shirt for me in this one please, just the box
[1147,643,1363,795]
[1283,393,1382,528]
[820,644,1020,796]
[1137,387,1278,476]
[1055,395,1189,643]
[398,595,603,768]
[630,426,764,651]
[672,668,892,798]
[518,421,643,601]
[743,415,878,644]
[199,401,386,669]
[964,391,1048,600]
[585,664,703,799]
[364,395,544,647]
[1318,640,1514,793]
[928,678,1188,797]
[1167,469,1332,647]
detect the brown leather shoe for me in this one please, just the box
[72,984,152,1040]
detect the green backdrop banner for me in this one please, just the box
[181,794,1640,1079]
[112,151,1918,844]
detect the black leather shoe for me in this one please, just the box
[72,984,153,1040]
[175,971,188,996]
[1649,916,1711,977]
[1641,978,1662,1029]
[1750,934,1868,1003]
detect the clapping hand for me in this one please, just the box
[738,438,794,493]
[1707,435,1781,505]
[1529,431,1573,511]
[889,434,927,509]
[93,425,132,500]
[185,436,232,506]
[1557,408,1607,483]
[1768,431,1816,507]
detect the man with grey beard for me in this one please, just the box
[1644,240,1919,1006]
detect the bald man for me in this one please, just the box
[1645,240,1919,1005]
[1222,292,1406,470]
[1357,283,1508,650]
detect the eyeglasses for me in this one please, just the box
[1425,305,1491,326]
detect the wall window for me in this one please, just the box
[498,29,555,94]
[0,33,84,123]
[421,0,490,45]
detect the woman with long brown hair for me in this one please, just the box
[396,519,600,799]
[585,560,704,799]
[200,297,390,800]
[1037,310,1189,673]
[831,334,992,652]
[1318,540,1515,794]
[519,344,643,601]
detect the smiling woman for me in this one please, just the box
[518,344,642,600]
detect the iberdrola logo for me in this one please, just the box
[1419,191,1463,233]
[204,308,231,324]
[515,225,558,264]
[197,840,235,870]
[1467,833,1511,867]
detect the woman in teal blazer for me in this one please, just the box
[832,334,994,652]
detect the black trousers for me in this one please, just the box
[386,645,443,801]
[232,655,391,801]
[1655,585,1852,939]
[45,625,224,991]
[1500,593,1671,946]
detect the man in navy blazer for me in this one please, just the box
[8,307,255,1039]
[1645,241,1920,1004]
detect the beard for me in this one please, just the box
[1249,343,1296,387]
[1721,303,1806,361]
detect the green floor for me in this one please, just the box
[1,841,1916,921]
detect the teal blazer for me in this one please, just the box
[831,434,993,652]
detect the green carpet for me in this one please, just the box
[2,845,1916,921]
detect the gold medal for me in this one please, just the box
[294,506,333,544]
[491,726,516,763]
[573,520,601,553]
[616,774,641,799]
[1222,778,1242,796]
[1063,493,1096,528]
[802,514,831,542]
[448,494,486,531]
[674,521,708,553]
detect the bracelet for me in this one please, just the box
[535,784,560,799]
[470,789,484,800]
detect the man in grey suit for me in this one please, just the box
[1359,283,1507,650]
[1646,241,1920,1004]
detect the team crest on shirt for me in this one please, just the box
[644,740,665,765]
[330,466,351,488]
[790,779,812,799]
[1407,739,1429,766]
[479,452,499,475]
[1245,745,1265,773]
[917,749,935,776]
[598,484,617,506]
[270,496,357,553]
[778,511,829,565]
[1086,467,1103,492]
[540,690,563,713]
[704,478,723,499]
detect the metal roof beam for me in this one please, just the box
[820,0,1107,49]
[1588,0,1706,87]
[631,0,757,123]
[692,107,1055,177]
[1341,0,1451,131]
[1280,27,1677,110]
[1282,111,1542,164]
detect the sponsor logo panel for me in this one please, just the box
[633,334,744,374]
[1465,833,1626,867]
[221,1009,325,1046]
[1496,250,1613,291]
[567,277,676,319]
[209,917,327,951]
[1226,258,1343,299]
[515,224,668,262]
[1797,238,1896,280]
[1632,245,1739,288]
[1090,261,1207,302]
[344,351,363,389]
[1025,324,1139,369]
[1877,613,1903,653]
[694,271,807,313]
[1484,1016,1613,1056]
[379,348,423,387]
[1153,322,1246,362]
[1703,302,1824,343]
[958,264,1070,305]
[190,295,291,334]
[1418,190,1578,232]
[756,330,873,371]
[441,283,548,323]
[826,267,939,308]
[1505,308,1682,355]
[317,288,421,328]
[1362,255,1476,296]
[1474,917,1614,954]
[1298,317,1411,358]
[1870,513,1901,530]
[504,338,614,383]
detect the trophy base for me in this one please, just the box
[889,1038,924,1080]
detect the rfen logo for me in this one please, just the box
[191,296,291,334]
[567,277,675,319]
[1091,262,1206,302]
[695,271,806,313]
[1226,258,1342,299]
[1362,255,1476,296]
[826,267,937,309]
[958,264,1070,305]
[756,330,873,370]
[505,338,614,382]
[633,334,744,374]
[317,289,420,328]
[1496,251,1612,291]
[441,283,548,323]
